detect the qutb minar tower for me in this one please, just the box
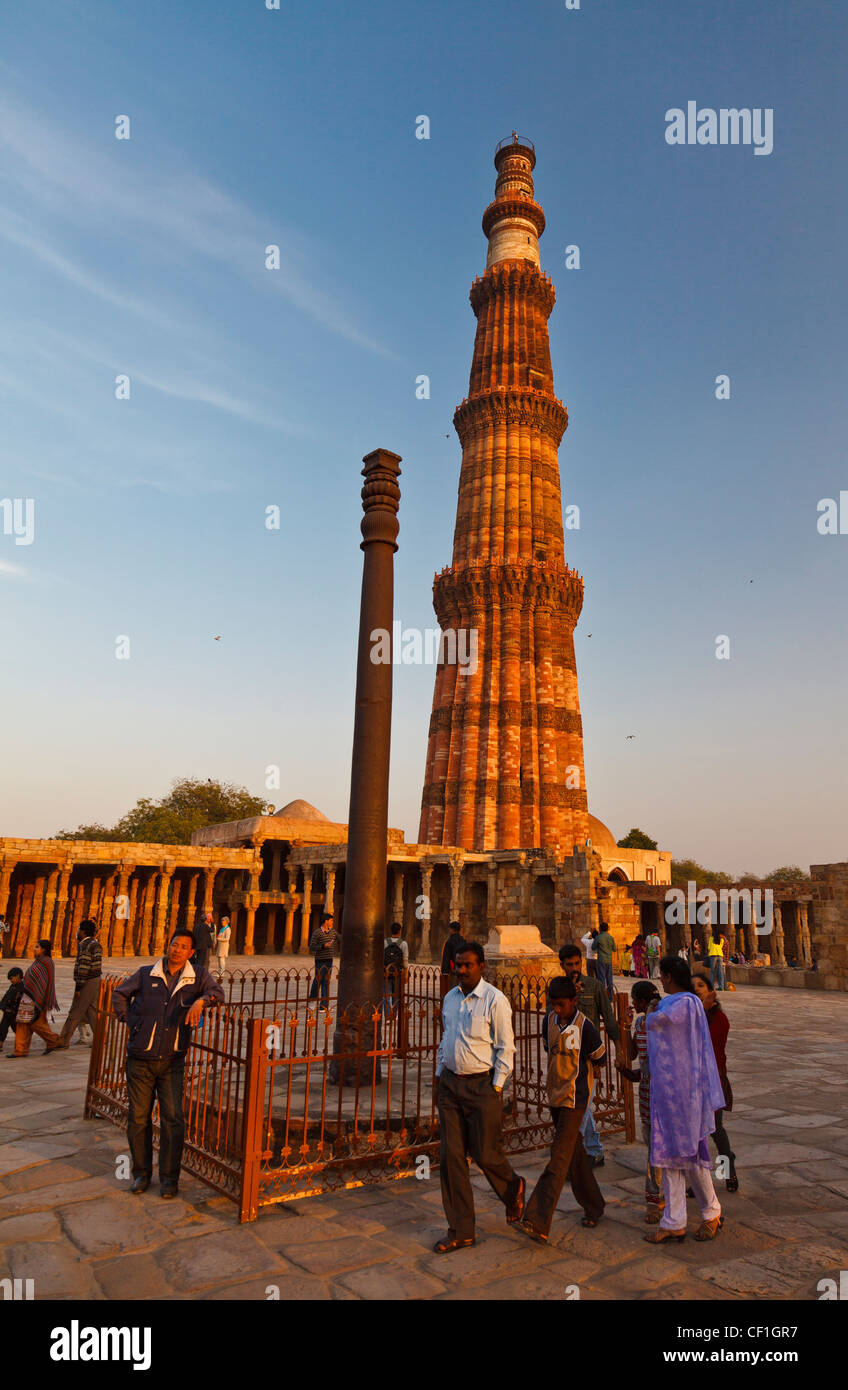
[419,135,589,854]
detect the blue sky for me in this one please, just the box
[1,0,845,873]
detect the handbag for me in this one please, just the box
[16,994,39,1025]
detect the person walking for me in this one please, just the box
[594,922,616,999]
[55,920,102,1048]
[11,941,62,1057]
[308,912,337,1010]
[433,942,525,1253]
[556,944,620,1168]
[111,928,224,1196]
[706,927,727,991]
[0,968,24,1048]
[644,956,726,1244]
[517,976,606,1243]
[693,967,738,1192]
[192,910,216,974]
[383,921,408,1010]
[216,917,232,977]
[644,926,662,979]
[440,921,466,992]
[616,980,664,1223]
[580,928,598,978]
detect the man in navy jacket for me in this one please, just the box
[112,928,225,1196]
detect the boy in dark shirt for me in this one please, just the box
[518,976,606,1242]
[0,968,24,1046]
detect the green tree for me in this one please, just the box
[617,827,658,850]
[671,857,734,889]
[56,777,268,845]
[763,865,810,883]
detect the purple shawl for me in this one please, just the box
[646,992,725,1168]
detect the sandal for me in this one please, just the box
[581,1214,603,1228]
[694,1216,724,1241]
[517,1220,548,1245]
[644,1208,662,1225]
[644,1228,686,1244]
[726,1174,739,1193]
[433,1235,476,1255]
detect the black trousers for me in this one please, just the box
[437,1067,521,1240]
[0,1008,16,1043]
[523,1105,605,1235]
[712,1108,736,1176]
[126,1055,186,1185]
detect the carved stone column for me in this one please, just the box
[202,867,216,916]
[243,905,256,957]
[24,874,49,955]
[168,875,182,939]
[771,902,785,966]
[391,866,404,925]
[283,904,296,955]
[185,871,200,926]
[107,861,133,961]
[325,864,337,921]
[243,868,262,956]
[416,865,433,962]
[67,877,88,956]
[299,869,313,955]
[152,866,174,956]
[799,901,812,967]
[39,868,60,947]
[140,872,157,955]
[52,868,73,958]
[449,855,463,925]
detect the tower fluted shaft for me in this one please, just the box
[419,138,589,853]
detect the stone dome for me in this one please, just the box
[273,799,331,822]
[587,814,618,854]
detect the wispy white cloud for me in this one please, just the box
[0,91,389,355]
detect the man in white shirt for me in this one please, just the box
[581,929,598,978]
[433,942,525,1253]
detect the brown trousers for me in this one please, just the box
[59,977,100,1043]
[523,1105,605,1235]
[437,1068,521,1240]
[14,1014,61,1056]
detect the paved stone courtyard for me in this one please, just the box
[1,955,847,1301]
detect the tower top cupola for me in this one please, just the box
[483,133,546,270]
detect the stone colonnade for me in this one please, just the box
[627,885,816,969]
[0,840,256,959]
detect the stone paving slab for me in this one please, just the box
[0,958,846,1300]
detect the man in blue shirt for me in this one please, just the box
[433,942,526,1253]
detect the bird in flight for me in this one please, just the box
[625,734,635,740]
[214,636,221,641]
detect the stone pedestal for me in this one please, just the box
[484,924,559,1000]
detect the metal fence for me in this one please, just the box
[84,965,635,1222]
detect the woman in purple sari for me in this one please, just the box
[643,955,726,1243]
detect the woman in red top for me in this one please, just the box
[693,968,738,1192]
